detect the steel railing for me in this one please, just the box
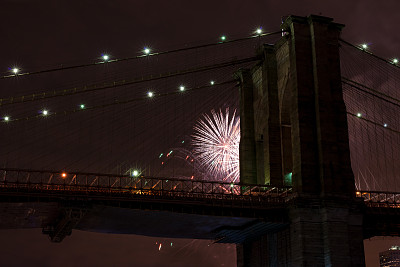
[2,168,399,207]
[0,168,292,202]
[356,191,400,208]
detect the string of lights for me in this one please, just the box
[0,56,257,108]
[1,80,235,123]
[1,29,281,79]
[0,72,238,175]
[340,39,399,68]
[342,78,400,133]
[347,112,400,135]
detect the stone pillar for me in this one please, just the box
[236,15,364,266]
[282,15,365,266]
[284,14,355,198]
[262,45,284,186]
[237,69,257,185]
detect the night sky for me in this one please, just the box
[1,0,400,266]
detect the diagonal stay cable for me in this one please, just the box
[342,77,400,108]
[0,56,257,107]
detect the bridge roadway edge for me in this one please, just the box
[0,189,290,242]
[1,188,400,263]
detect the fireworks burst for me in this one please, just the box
[192,108,240,182]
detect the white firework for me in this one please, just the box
[192,108,240,182]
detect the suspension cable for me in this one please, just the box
[0,56,257,106]
[0,31,282,79]
[2,80,236,123]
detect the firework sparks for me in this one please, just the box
[192,108,240,182]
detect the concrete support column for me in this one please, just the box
[288,199,365,267]
[284,15,355,197]
[262,45,284,186]
[281,15,365,266]
[237,69,257,185]
[236,15,365,266]
[308,16,356,197]
[285,16,321,195]
[289,201,324,266]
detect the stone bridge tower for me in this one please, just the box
[236,15,365,266]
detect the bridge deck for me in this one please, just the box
[1,168,400,242]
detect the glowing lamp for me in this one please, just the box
[80,104,85,109]
[148,91,154,97]
[220,35,226,41]
[61,172,67,178]
[144,48,151,55]
[256,28,262,35]
[4,116,9,121]
[179,85,185,91]
[12,68,19,74]
[210,80,215,85]
[102,54,109,61]
[356,113,362,117]
[42,110,49,116]
[361,43,368,50]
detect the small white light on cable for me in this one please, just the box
[148,91,154,97]
[210,81,215,85]
[179,85,185,91]
[393,58,399,64]
[132,170,139,177]
[102,54,109,61]
[4,116,9,121]
[42,110,49,116]
[144,47,151,55]
[80,104,85,109]
[384,123,388,128]
[220,35,226,41]
[11,68,19,74]
[255,28,262,35]
[356,113,362,118]
[361,43,368,50]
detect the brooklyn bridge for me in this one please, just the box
[1,15,399,266]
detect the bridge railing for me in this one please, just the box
[3,168,398,207]
[0,168,292,201]
[356,191,400,208]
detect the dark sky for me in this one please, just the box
[1,0,399,67]
[1,0,399,266]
